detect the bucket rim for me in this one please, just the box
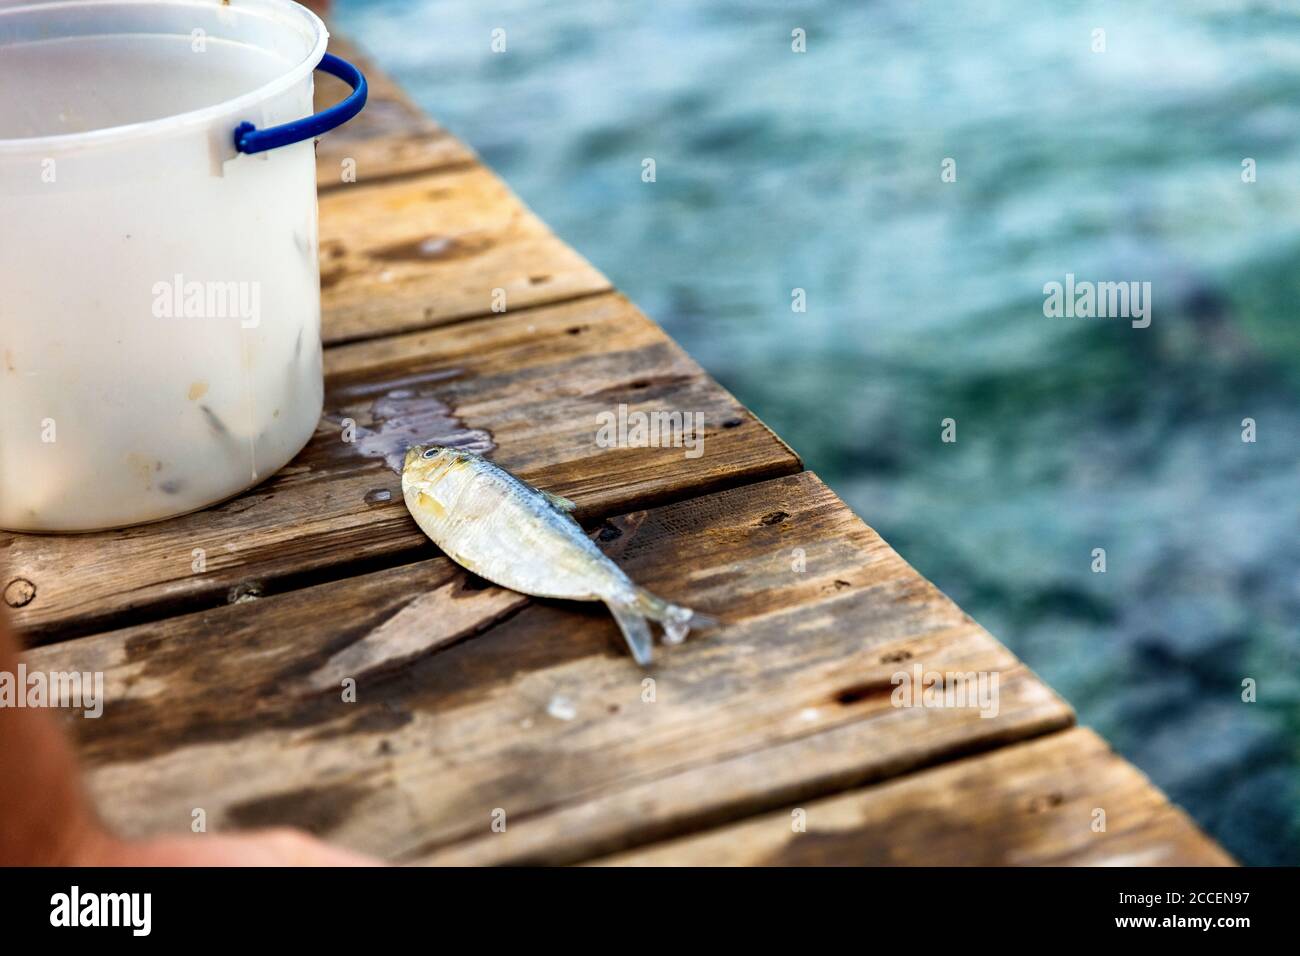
[0,0,329,155]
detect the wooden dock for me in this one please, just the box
[5,34,1231,866]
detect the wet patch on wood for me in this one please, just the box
[226,781,371,836]
[371,233,497,265]
[324,368,495,473]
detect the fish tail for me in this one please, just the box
[606,599,655,667]
[631,588,717,645]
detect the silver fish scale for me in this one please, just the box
[403,450,634,603]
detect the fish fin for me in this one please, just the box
[632,588,718,645]
[539,489,578,513]
[606,599,655,667]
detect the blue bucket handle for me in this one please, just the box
[234,52,367,154]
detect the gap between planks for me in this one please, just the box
[318,158,485,197]
[313,164,613,344]
[585,727,1234,867]
[410,697,1071,866]
[320,285,617,351]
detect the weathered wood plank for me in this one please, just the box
[591,728,1234,866]
[317,167,611,345]
[314,33,477,189]
[417,665,1065,866]
[25,473,1072,863]
[4,293,798,638]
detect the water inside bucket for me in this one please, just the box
[0,35,296,139]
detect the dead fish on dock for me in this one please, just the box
[402,445,714,665]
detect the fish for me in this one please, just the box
[401,444,714,665]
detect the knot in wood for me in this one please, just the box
[3,577,35,608]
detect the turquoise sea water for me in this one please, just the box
[338,0,1300,864]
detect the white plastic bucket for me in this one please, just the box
[0,0,366,532]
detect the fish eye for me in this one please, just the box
[421,447,439,459]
